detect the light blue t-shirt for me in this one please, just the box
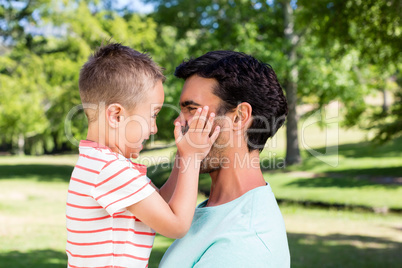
[159,183,290,268]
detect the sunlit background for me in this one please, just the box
[0,0,401,267]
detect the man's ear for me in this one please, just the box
[233,102,252,131]
[106,103,124,128]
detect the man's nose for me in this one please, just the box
[174,112,187,126]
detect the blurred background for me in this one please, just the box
[0,0,401,267]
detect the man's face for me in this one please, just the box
[174,75,231,173]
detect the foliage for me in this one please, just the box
[1,0,401,155]
[0,0,183,154]
[147,0,395,164]
[369,88,402,143]
[300,0,402,129]
[300,0,402,65]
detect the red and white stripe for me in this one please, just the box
[66,140,155,268]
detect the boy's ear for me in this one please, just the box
[233,102,252,131]
[106,103,124,128]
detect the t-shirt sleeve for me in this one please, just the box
[91,158,155,215]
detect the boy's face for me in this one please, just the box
[117,80,164,159]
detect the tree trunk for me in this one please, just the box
[285,79,301,165]
[283,0,301,165]
[382,89,388,113]
[17,133,25,155]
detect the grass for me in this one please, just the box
[0,124,401,267]
[1,173,400,268]
[259,129,402,211]
[282,205,402,268]
[266,172,402,210]
[0,178,68,267]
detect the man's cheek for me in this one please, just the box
[208,123,218,138]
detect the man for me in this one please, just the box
[160,51,290,267]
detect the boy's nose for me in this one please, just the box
[151,122,158,135]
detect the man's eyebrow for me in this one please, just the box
[180,100,201,107]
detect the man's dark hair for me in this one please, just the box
[175,51,288,152]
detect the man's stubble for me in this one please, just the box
[200,120,227,174]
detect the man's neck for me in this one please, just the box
[206,149,266,207]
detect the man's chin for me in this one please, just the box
[199,164,221,174]
[200,151,224,174]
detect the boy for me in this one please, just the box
[66,43,220,268]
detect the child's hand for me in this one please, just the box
[174,106,220,160]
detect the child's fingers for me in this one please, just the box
[204,112,215,134]
[208,125,221,145]
[188,108,202,129]
[196,106,209,129]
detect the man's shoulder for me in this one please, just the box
[249,184,286,228]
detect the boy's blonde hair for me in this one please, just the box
[79,42,165,122]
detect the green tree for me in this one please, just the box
[365,72,402,143]
[0,0,175,154]
[147,0,379,165]
[0,0,54,154]
[301,0,402,141]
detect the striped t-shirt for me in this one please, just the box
[66,140,156,268]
